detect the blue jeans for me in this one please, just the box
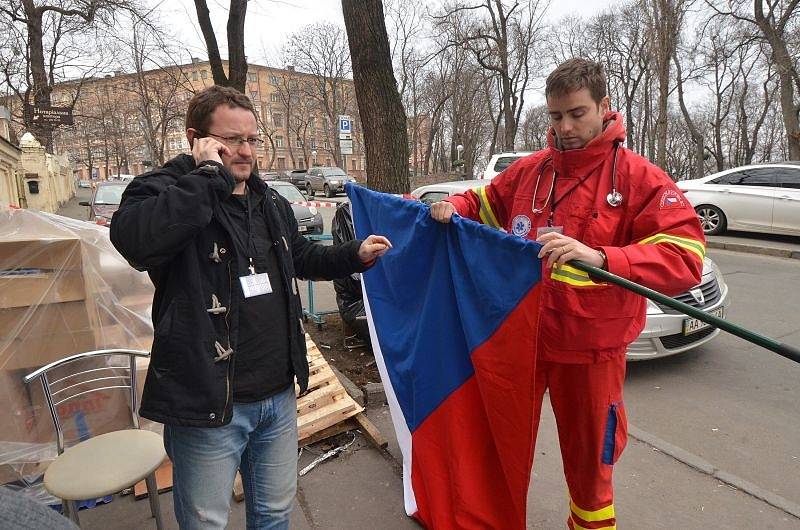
[164,385,297,530]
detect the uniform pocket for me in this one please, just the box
[601,401,628,465]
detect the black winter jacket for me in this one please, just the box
[110,155,365,427]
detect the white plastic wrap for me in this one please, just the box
[0,206,156,500]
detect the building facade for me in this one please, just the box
[19,59,366,181]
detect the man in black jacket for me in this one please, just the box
[110,86,390,530]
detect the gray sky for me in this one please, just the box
[160,0,614,67]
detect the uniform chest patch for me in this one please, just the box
[511,214,532,237]
[659,189,685,209]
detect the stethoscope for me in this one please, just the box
[531,142,623,215]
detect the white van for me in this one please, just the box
[482,151,533,179]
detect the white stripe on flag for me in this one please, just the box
[361,277,418,517]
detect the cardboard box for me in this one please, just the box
[0,238,83,272]
[0,271,86,309]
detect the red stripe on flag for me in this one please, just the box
[410,286,541,530]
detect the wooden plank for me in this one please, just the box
[297,386,341,414]
[134,459,173,500]
[298,402,358,439]
[232,472,244,503]
[352,413,388,450]
[298,420,354,447]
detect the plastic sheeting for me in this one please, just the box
[0,206,155,501]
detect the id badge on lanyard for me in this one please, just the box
[240,257,273,298]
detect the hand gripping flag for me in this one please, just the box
[347,185,543,530]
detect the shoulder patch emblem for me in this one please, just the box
[511,214,532,237]
[659,189,685,209]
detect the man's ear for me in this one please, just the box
[186,129,197,148]
[599,95,610,115]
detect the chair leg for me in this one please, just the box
[145,472,165,530]
[63,499,80,526]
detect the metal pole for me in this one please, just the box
[569,260,800,364]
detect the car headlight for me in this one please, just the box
[646,299,663,315]
[708,258,727,291]
[309,206,318,215]
[329,180,339,184]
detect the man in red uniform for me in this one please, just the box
[430,58,705,529]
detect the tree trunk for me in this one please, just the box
[342,0,409,193]
[673,50,704,180]
[226,0,248,92]
[22,1,54,150]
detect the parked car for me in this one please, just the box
[677,162,800,236]
[265,180,323,235]
[411,180,485,205]
[304,166,356,198]
[411,178,731,360]
[481,151,533,179]
[77,179,93,188]
[258,170,280,181]
[79,181,129,226]
[279,169,307,187]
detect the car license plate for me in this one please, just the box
[298,225,307,233]
[683,307,724,335]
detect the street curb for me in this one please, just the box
[362,382,387,408]
[706,240,800,260]
[628,425,800,520]
[329,365,365,407]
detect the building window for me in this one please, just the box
[310,138,317,149]
[201,70,208,79]
[277,157,285,169]
[325,158,331,166]
[192,71,198,81]
[324,138,330,149]
[273,113,283,127]
[296,137,303,148]
[351,159,357,171]
[270,75,279,84]
[275,136,284,148]
[271,93,280,102]
[298,159,305,169]
[309,118,315,133]
[248,72,258,82]
[250,91,259,101]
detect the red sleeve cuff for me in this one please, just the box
[602,246,630,279]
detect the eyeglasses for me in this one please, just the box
[199,131,265,148]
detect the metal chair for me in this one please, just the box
[23,349,165,528]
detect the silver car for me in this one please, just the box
[677,163,800,236]
[411,179,732,361]
[304,166,356,198]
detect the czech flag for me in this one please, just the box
[347,185,543,529]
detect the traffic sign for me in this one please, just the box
[339,139,353,155]
[338,115,352,134]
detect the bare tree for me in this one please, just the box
[193,0,247,92]
[284,23,355,168]
[342,0,409,193]
[707,0,800,159]
[0,0,134,151]
[433,0,545,151]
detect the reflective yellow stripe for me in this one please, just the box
[550,263,603,287]
[571,522,616,530]
[638,233,706,261]
[570,500,615,523]
[475,187,502,229]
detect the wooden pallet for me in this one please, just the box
[297,334,364,444]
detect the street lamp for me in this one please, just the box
[311,150,317,165]
[456,144,464,178]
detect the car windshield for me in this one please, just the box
[94,185,126,205]
[321,168,347,177]
[270,184,305,202]
[493,156,523,172]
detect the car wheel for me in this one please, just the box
[695,205,726,235]
[324,184,334,198]
[306,183,315,197]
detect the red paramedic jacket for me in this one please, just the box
[446,112,706,363]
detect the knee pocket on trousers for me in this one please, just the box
[601,401,627,465]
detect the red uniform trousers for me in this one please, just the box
[532,354,628,530]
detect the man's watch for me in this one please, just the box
[597,248,608,270]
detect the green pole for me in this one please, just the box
[569,260,800,364]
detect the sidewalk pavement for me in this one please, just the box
[78,395,797,529]
[706,232,800,260]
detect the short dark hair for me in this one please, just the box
[545,58,607,105]
[185,85,255,132]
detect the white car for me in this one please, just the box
[482,151,533,179]
[411,179,731,361]
[676,163,800,236]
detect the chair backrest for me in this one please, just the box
[23,349,150,454]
